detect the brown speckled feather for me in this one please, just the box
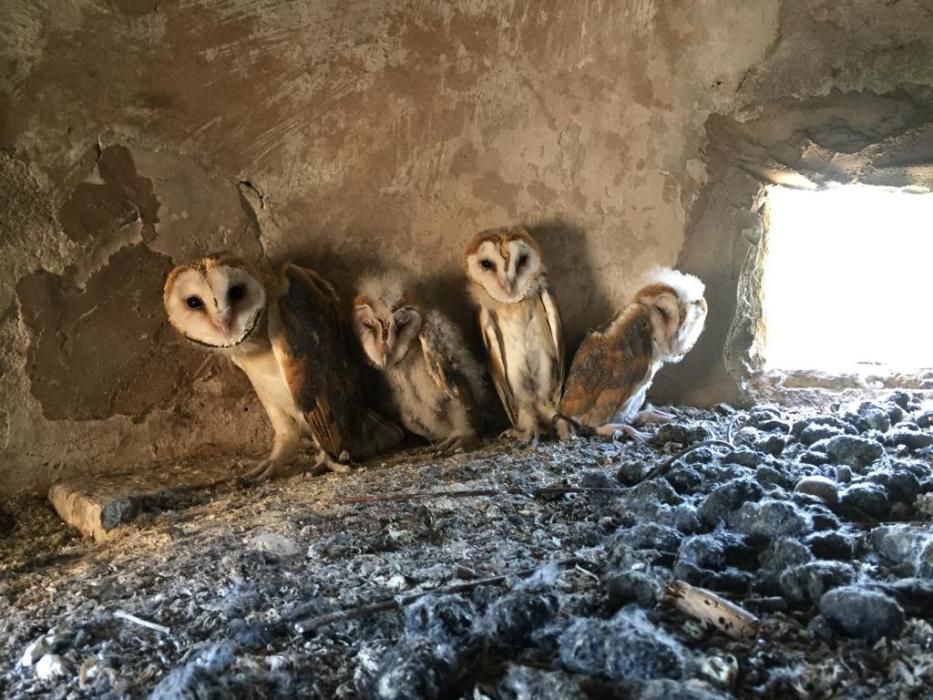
[270,264,401,458]
[559,304,654,427]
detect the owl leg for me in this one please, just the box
[539,405,575,441]
[634,406,675,426]
[243,431,301,482]
[238,389,303,482]
[596,423,648,442]
[311,447,351,474]
[432,432,477,458]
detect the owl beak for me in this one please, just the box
[498,275,512,296]
[216,309,235,336]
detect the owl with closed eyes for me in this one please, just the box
[352,272,486,456]
[463,226,571,444]
[559,267,708,440]
[163,253,403,481]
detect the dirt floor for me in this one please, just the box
[2,397,933,699]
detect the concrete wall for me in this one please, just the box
[2,0,933,495]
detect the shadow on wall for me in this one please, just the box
[527,217,615,354]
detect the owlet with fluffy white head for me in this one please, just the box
[463,226,571,443]
[163,253,402,480]
[352,272,485,456]
[560,267,708,440]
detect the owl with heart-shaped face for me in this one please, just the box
[163,253,402,480]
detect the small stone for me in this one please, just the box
[857,402,891,432]
[366,637,456,700]
[805,504,842,531]
[799,424,845,445]
[760,538,813,576]
[250,532,302,558]
[20,635,53,667]
[497,665,586,700]
[915,411,933,429]
[755,434,786,457]
[620,523,684,554]
[811,435,884,469]
[405,594,477,647]
[779,561,856,605]
[728,499,812,539]
[819,586,905,642]
[799,450,829,465]
[617,461,649,486]
[607,570,663,609]
[886,430,933,451]
[793,415,856,439]
[871,470,922,505]
[484,589,559,650]
[649,423,713,448]
[834,466,853,483]
[806,531,855,561]
[559,611,685,681]
[839,483,891,520]
[756,464,794,490]
[34,654,68,681]
[754,419,792,434]
[794,476,838,505]
[889,391,911,410]
[724,449,761,468]
[699,478,764,527]
[871,524,930,573]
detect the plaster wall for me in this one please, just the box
[1,0,932,495]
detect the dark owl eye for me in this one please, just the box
[517,253,529,268]
[480,259,495,271]
[656,306,669,321]
[396,318,408,329]
[228,284,246,302]
[186,296,204,310]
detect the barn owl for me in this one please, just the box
[463,226,571,444]
[163,253,403,481]
[559,267,708,440]
[351,273,485,456]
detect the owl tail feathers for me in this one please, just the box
[353,409,405,459]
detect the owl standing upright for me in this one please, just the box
[560,267,708,440]
[352,272,486,455]
[163,253,402,480]
[462,226,571,443]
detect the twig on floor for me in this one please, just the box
[727,413,746,444]
[636,439,734,483]
[290,556,587,634]
[336,439,735,506]
[335,486,629,505]
[664,580,759,639]
[114,609,171,635]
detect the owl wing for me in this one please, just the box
[419,328,477,412]
[270,264,401,458]
[478,306,518,427]
[539,285,565,405]
[559,305,654,427]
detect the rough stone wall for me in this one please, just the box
[1,0,932,495]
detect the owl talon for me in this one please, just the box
[609,425,648,443]
[634,408,674,426]
[314,451,350,474]
[241,458,288,484]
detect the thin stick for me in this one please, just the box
[637,439,734,483]
[336,440,734,506]
[114,609,171,635]
[335,486,628,505]
[664,580,759,639]
[291,557,586,634]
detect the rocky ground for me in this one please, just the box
[2,393,933,699]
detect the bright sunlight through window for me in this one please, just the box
[763,185,933,373]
